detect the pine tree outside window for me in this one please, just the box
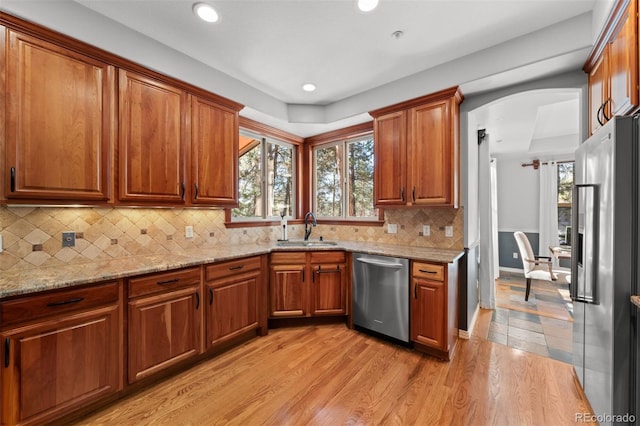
[313,135,377,220]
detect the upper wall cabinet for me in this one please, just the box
[370,87,463,208]
[190,96,239,205]
[119,70,188,204]
[586,0,639,134]
[4,29,115,202]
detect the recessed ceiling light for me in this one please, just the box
[302,83,317,92]
[193,3,219,23]
[358,0,379,12]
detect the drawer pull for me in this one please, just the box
[46,297,84,307]
[419,269,437,274]
[4,338,9,368]
[157,278,180,286]
[228,265,244,271]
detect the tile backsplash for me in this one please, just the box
[0,206,463,271]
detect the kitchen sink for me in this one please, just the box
[276,240,338,247]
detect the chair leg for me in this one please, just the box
[525,277,532,301]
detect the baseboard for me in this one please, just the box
[458,304,480,340]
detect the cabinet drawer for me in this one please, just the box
[310,251,346,264]
[0,281,119,328]
[205,256,261,282]
[128,267,201,299]
[271,252,306,264]
[412,262,444,281]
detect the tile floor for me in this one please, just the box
[487,272,573,363]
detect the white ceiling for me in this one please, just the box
[2,0,598,145]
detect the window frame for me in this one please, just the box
[225,117,304,228]
[306,122,383,225]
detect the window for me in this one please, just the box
[313,135,377,219]
[557,161,574,245]
[232,130,296,220]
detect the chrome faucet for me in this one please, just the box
[304,211,317,241]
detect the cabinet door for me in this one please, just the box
[119,70,187,204]
[128,286,201,383]
[408,100,452,206]
[410,279,445,350]
[5,30,114,201]
[609,0,638,116]
[1,305,121,425]
[311,264,346,315]
[206,273,259,348]
[373,110,407,206]
[269,265,306,317]
[191,96,239,205]
[589,47,610,135]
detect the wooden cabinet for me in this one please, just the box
[127,267,201,383]
[0,281,122,426]
[370,87,462,208]
[310,251,347,316]
[4,29,115,202]
[191,96,239,205]
[410,260,459,360]
[204,256,265,348]
[269,251,347,318]
[119,69,242,206]
[586,0,639,134]
[118,70,188,204]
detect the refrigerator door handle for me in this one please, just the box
[571,183,599,304]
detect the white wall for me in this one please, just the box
[496,158,539,233]
[591,0,616,43]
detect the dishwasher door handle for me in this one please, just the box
[355,258,404,268]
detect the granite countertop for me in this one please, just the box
[0,240,464,299]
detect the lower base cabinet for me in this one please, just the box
[0,281,122,426]
[127,267,202,383]
[410,261,459,360]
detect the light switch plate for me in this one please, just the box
[0,235,3,253]
[387,224,398,234]
[185,225,194,239]
[422,225,430,236]
[513,252,519,259]
[445,226,453,237]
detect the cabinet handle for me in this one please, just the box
[412,186,416,203]
[229,265,244,271]
[401,187,405,202]
[10,167,15,192]
[195,292,200,310]
[602,98,611,122]
[419,269,437,274]
[302,270,305,282]
[209,287,214,305]
[46,297,84,307]
[596,104,604,126]
[157,278,180,286]
[194,183,199,200]
[414,283,418,299]
[4,338,9,368]
[181,182,186,200]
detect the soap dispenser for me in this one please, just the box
[279,210,288,241]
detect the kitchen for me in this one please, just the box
[0,0,635,424]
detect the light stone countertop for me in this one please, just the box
[0,240,464,299]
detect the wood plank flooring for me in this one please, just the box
[73,322,591,425]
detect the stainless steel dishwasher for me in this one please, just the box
[352,253,410,343]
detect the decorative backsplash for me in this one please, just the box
[0,206,463,271]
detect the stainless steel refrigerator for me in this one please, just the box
[572,115,637,423]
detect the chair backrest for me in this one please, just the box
[514,231,535,274]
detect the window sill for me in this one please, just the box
[224,218,384,228]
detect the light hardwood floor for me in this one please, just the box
[74,319,591,425]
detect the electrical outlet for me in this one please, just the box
[445,226,453,237]
[513,252,519,259]
[62,231,76,247]
[422,225,430,236]
[387,224,398,234]
[0,235,3,253]
[185,225,194,239]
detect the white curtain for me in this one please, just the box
[539,162,560,262]
[478,139,497,309]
